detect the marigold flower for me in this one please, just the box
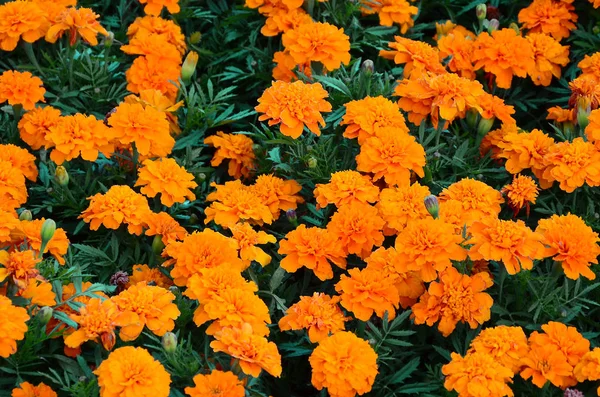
[95,346,171,397]
[256,80,332,138]
[18,106,61,150]
[547,106,575,124]
[585,108,600,149]
[251,174,304,218]
[438,30,477,79]
[542,137,600,192]
[434,20,475,41]
[0,1,46,51]
[569,74,600,111]
[518,0,577,41]
[11,382,57,397]
[261,7,313,37]
[0,295,29,358]
[205,180,273,228]
[536,214,600,280]
[45,7,108,46]
[480,122,519,158]
[520,343,573,388]
[47,281,107,336]
[282,21,350,71]
[80,185,151,235]
[204,131,256,179]
[439,178,504,226]
[477,92,516,125]
[127,15,186,55]
[380,36,446,78]
[278,224,347,281]
[144,212,186,246]
[138,0,180,16]
[10,218,69,264]
[501,174,539,217]
[412,267,493,336]
[0,144,37,182]
[526,33,570,87]
[125,56,181,100]
[574,348,600,391]
[468,326,529,373]
[0,210,19,243]
[0,70,45,110]
[185,370,245,397]
[473,29,535,89]
[19,279,56,307]
[128,264,173,288]
[30,0,76,26]
[210,324,282,378]
[442,352,514,397]
[591,0,600,8]
[376,0,418,31]
[272,50,311,82]
[0,250,40,288]
[0,161,27,212]
[534,322,590,368]
[309,331,378,397]
[341,96,409,144]
[314,170,379,210]
[468,217,546,275]
[578,52,600,80]
[183,267,257,311]
[135,158,196,206]
[327,202,384,259]
[230,222,276,267]
[121,33,182,64]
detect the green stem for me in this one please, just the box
[22,42,45,78]
[304,0,315,16]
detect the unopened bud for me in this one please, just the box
[361,59,374,74]
[577,102,591,129]
[487,19,499,33]
[509,22,520,34]
[39,219,56,255]
[198,173,206,181]
[19,209,32,221]
[104,31,114,48]
[189,32,202,45]
[477,117,495,136]
[466,108,479,129]
[37,306,53,325]
[162,332,178,353]
[286,209,297,225]
[152,235,166,255]
[476,4,487,20]
[307,157,317,169]
[594,26,600,36]
[424,195,439,219]
[189,213,199,225]
[181,51,199,85]
[55,165,69,186]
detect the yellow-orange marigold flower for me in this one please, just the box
[442,352,514,397]
[124,89,183,135]
[309,331,378,397]
[468,326,529,374]
[0,294,29,358]
[586,108,600,149]
[434,20,476,41]
[0,1,46,51]
[128,264,173,288]
[327,202,384,259]
[477,92,516,125]
[230,222,276,267]
[376,0,418,32]
[127,15,186,55]
[121,34,181,65]
[412,267,493,336]
[45,7,108,46]
[518,0,577,41]
[138,0,180,16]
[520,343,573,388]
[569,74,600,111]
[30,0,75,27]
[261,7,313,37]
[256,80,332,138]
[94,346,171,397]
[0,160,27,212]
[439,178,503,226]
[11,382,57,397]
[0,144,37,181]
[0,70,45,110]
[534,322,590,368]
[341,96,408,144]
[591,0,600,8]
[536,214,600,280]
[480,122,519,159]
[135,158,196,206]
[526,33,570,87]
[0,210,19,244]
[251,174,304,218]
[380,36,446,78]
[126,56,181,100]
[272,49,311,82]
[542,137,600,192]
[185,370,245,397]
[314,170,379,210]
[204,131,256,179]
[144,211,187,246]
[205,180,273,228]
[574,348,600,391]
[18,106,61,150]
[438,30,477,79]
[19,279,56,307]
[211,324,282,378]
[547,105,575,124]
[501,174,539,216]
[0,250,40,288]
[278,224,347,281]
[579,52,600,80]
[10,218,69,264]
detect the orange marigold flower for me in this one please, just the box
[0,1,46,51]
[533,322,590,367]
[468,326,529,374]
[80,185,151,235]
[0,160,27,212]
[473,29,535,89]
[438,30,477,79]
[468,217,546,275]
[327,202,385,259]
[309,331,378,397]
[30,0,76,26]
[520,343,573,388]
[95,346,171,397]
[438,199,470,235]
[579,52,600,80]
[272,50,311,82]
[185,370,245,397]
[0,250,40,288]
[261,7,313,37]
[527,32,570,87]
[282,21,350,71]
[128,264,173,288]
[438,178,504,226]
[547,106,575,124]
[164,229,243,286]
[124,89,183,135]
[46,113,114,165]
[412,267,493,336]
[48,281,107,335]
[394,218,467,282]
[314,170,379,210]
[11,382,57,397]
[112,283,180,341]
[377,0,418,32]
[335,267,399,321]
[477,92,516,125]
[109,102,174,158]
[380,36,446,78]
[434,20,476,41]
[205,180,273,228]
[127,15,186,55]
[536,214,600,280]
[585,108,600,149]
[251,174,304,218]
[19,279,56,307]
[125,56,181,100]
[542,137,600,192]
[121,34,181,64]
[501,174,539,217]
[356,127,426,186]
[45,7,108,46]
[144,211,186,246]
[0,295,29,358]
[137,0,180,15]
[569,74,600,111]
[210,324,282,378]
[518,0,577,41]
[442,352,514,397]
[255,80,332,139]
[245,0,304,14]
[0,144,37,181]
[230,222,276,267]
[18,106,61,150]
[279,292,347,343]
[204,131,256,179]
[574,348,600,390]
[135,158,196,207]
[592,0,600,7]
[0,70,45,110]
[341,96,408,144]
[10,218,69,264]
[480,122,519,158]
[278,224,347,281]
[0,210,19,244]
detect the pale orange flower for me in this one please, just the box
[501,174,539,216]
[518,0,577,41]
[578,52,600,80]
[0,1,46,51]
[185,370,245,397]
[272,50,311,82]
[204,131,256,179]
[477,92,516,125]
[380,36,446,78]
[18,106,62,150]
[480,122,519,159]
[327,202,384,259]
[314,170,379,209]
[138,0,180,16]
[251,174,304,218]
[45,7,108,46]
[0,144,37,181]
[121,34,181,64]
[574,348,600,392]
[374,0,418,32]
[261,7,313,37]
[204,180,273,228]
[442,352,514,397]
[135,158,196,206]
[230,222,276,267]
[585,108,600,149]
[0,295,29,358]
[341,96,408,144]
[438,178,503,226]
[127,15,186,55]
[0,70,45,110]
[19,279,56,307]
[11,382,57,397]
[0,210,19,244]
[438,30,477,79]
[520,343,573,388]
[468,325,529,374]
[526,33,570,87]
[125,56,181,100]
[124,89,183,135]
[542,137,600,192]
[144,212,186,246]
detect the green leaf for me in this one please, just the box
[387,357,420,385]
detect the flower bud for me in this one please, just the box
[594,26,600,35]
[476,4,487,20]
[104,31,114,48]
[286,209,297,225]
[477,117,495,136]
[37,306,53,325]
[189,213,200,225]
[487,19,499,33]
[181,51,199,85]
[189,31,202,45]
[424,195,439,219]
[198,173,206,181]
[509,22,520,34]
[162,332,178,353]
[307,156,317,169]
[466,108,479,129]
[39,219,56,255]
[19,209,32,221]
[152,235,166,255]
[55,165,69,186]
[577,100,591,129]
[361,59,374,74]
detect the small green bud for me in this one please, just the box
[477,117,495,136]
[307,156,318,169]
[181,51,199,85]
[152,235,165,255]
[55,165,69,186]
[40,219,56,252]
[508,22,520,34]
[37,306,53,325]
[361,59,374,74]
[577,103,591,130]
[424,195,439,219]
[19,209,32,221]
[487,19,499,33]
[104,31,114,48]
[189,32,202,45]
[466,108,479,129]
[476,4,487,20]
[162,332,177,353]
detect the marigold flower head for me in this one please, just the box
[536,214,600,280]
[468,217,546,275]
[439,178,504,226]
[278,224,347,281]
[127,16,186,55]
[0,210,19,244]
[0,70,45,110]
[592,0,600,8]
[80,185,151,235]
[95,346,171,397]
[473,29,535,89]
[477,92,516,125]
[547,106,575,124]
[45,7,108,46]
[47,281,107,335]
[468,326,529,373]
[30,0,76,26]
[144,212,186,246]
[10,218,69,264]
[578,52,600,81]
[569,74,600,111]
[526,32,570,87]
[442,352,514,397]
[256,80,332,138]
[205,180,273,228]
[126,56,181,100]
[480,122,519,159]
[501,174,539,217]
[314,170,379,210]
[11,382,57,397]
[185,370,245,397]
[246,0,304,14]
[518,0,577,41]
[272,50,311,82]
[309,331,378,397]
[434,20,475,41]
[18,279,56,307]
[204,131,256,179]
[0,160,27,212]
[18,106,61,150]
[574,348,600,387]
[0,249,40,288]
[535,322,590,367]
[183,266,257,306]
[327,202,384,258]
[380,36,446,79]
[542,137,600,192]
[412,267,493,336]
[0,144,37,182]
[230,222,276,267]
[282,21,350,71]
[261,7,313,37]
[128,264,173,288]
[135,158,196,206]
[210,324,282,378]
[121,33,182,64]
[138,0,180,16]
[375,0,418,32]
[341,96,409,144]
[251,174,304,218]
[124,89,182,134]
[0,294,29,358]
[438,30,477,79]
[520,343,573,388]
[0,1,46,51]
[585,109,600,149]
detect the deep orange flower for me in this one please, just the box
[468,325,529,374]
[251,174,304,218]
[18,106,62,150]
[327,202,384,258]
[10,218,70,264]
[245,0,304,14]
[592,0,600,8]
[473,29,535,89]
[278,224,347,281]
[438,178,504,226]
[80,185,151,235]
[518,0,577,41]
[0,144,38,181]
[94,346,171,397]
[205,180,273,228]
[480,122,519,159]
[0,295,29,358]
[434,20,475,41]
[138,0,180,16]
[11,382,57,397]
[496,129,555,185]
[520,344,573,388]
[380,36,447,78]
[535,322,590,368]
[121,34,181,64]
[0,70,45,110]
[374,0,418,32]
[261,7,312,37]
[526,33,570,87]
[542,137,600,192]
[501,174,539,216]
[442,352,514,397]
[0,1,46,51]
[124,89,183,135]
[230,222,276,267]
[341,96,409,144]
[128,264,173,288]
[185,370,245,397]
[0,160,27,212]
[468,217,546,275]
[314,170,379,209]
[578,52,600,80]
[125,56,181,100]
[256,80,332,138]
[46,7,108,46]
[0,250,40,288]
[127,15,186,55]
[309,331,378,397]
[574,348,600,392]
[585,108,600,149]
[144,211,186,246]
[438,30,477,79]
[30,0,75,26]
[204,131,256,179]
[547,106,575,124]
[18,279,56,307]
[210,324,282,378]
[135,158,196,206]
[412,267,493,336]
[0,210,19,244]
[536,214,600,280]
[477,92,516,125]
[272,50,311,82]
[569,74,600,111]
